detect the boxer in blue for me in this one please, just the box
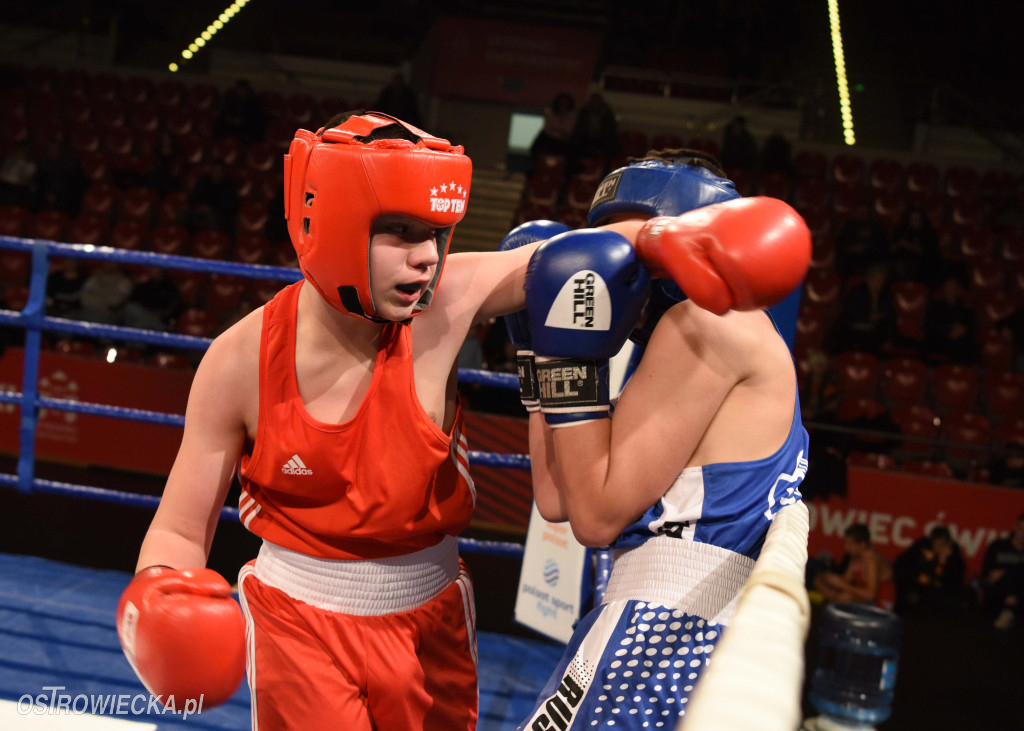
[511,150,811,730]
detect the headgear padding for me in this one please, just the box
[284,112,472,321]
[588,158,741,345]
[587,158,739,227]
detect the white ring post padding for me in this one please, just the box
[679,501,811,731]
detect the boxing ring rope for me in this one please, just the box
[0,235,533,560]
[2,235,807,728]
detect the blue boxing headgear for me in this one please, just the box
[587,157,741,344]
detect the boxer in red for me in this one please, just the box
[115,112,811,729]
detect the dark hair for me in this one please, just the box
[318,110,421,144]
[928,525,952,542]
[629,147,727,178]
[844,523,871,544]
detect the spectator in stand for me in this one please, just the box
[144,131,183,197]
[213,79,267,145]
[980,513,1024,630]
[893,525,968,617]
[0,141,37,209]
[45,257,88,317]
[372,72,423,129]
[33,139,87,217]
[720,115,758,173]
[569,91,619,171]
[835,198,890,281]
[888,206,942,286]
[990,443,1024,489]
[182,160,239,235]
[123,266,182,332]
[924,271,978,365]
[801,347,840,423]
[529,92,577,161]
[72,261,133,325]
[825,260,896,354]
[813,523,895,609]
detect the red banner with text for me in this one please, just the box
[807,467,1024,579]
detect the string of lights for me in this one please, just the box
[168,0,253,73]
[827,0,855,146]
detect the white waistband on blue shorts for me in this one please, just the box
[602,536,755,626]
[253,535,460,616]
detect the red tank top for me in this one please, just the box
[237,281,475,560]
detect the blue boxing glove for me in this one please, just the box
[500,220,571,412]
[525,228,651,426]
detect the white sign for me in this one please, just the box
[515,502,588,643]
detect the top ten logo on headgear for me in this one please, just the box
[429,181,467,214]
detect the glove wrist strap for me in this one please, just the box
[516,350,540,412]
[534,356,610,426]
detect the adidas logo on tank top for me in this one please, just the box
[281,454,313,475]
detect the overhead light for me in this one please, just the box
[170,0,255,73]
[827,0,856,146]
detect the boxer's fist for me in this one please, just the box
[525,229,650,427]
[526,228,650,360]
[635,196,811,316]
[117,567,246,709]
[501,220,571,411]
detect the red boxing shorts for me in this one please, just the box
[238,536,478,730]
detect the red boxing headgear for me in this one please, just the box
[284,112,472,321]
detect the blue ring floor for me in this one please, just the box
[0,552,562,729]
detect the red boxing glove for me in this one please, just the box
[116,566,247,709]
[635,196,811,316]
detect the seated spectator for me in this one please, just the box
[888,206,942,286]
[801,347,840,422]
[183,160,239,234]
[213,79,267,144]
[45,257,88,317]
[72,261,132,325]
[924,272,978,364]
[835,199,890,281]
[144,131,183,197]
[720,115,758,173]
[893,525,969,616]
[813,523,895,610]
[980,513,1024,630]
[990,443,1024,489]
[825,261,896,354]
[123,266,182,331]
[372,72,422,129]
[530,92,577,161]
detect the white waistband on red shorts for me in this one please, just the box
[602,536,755,626]
[253,535,460,616]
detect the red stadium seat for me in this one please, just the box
[67,214,108,245]
[193,230,232,260]
[122,76,155,105]
[285,94,318,126]
[177,134,207,167]
[882,357,930,407]
[834,350,881,399]
[150,226,191,256]
[983,371,1024,423]
[70,124,101,155]
[159,192,188,228]
[80,182,120,223]
[970,257,1005,295]
[110,220,147,250]
[188,83,220,111]
[955,226,993,262]
[208,274,246,313]
[151,351,194,370]
[236,200,269,236]
[120,188,161,225]
[994,418,1024,450]
[249,279,287,306]
[102,127,135,157]
[1000,231,1024,262]
[0,205,33,237]
[868,158,905,192]
[2,284,30,309]
[758,173,791,201]
[246,142,278,173]
[234,235,273,264]
[794,178,828,212]
[91,73,122,101]
[836,396,887,424]
[165,108,195,137]
[931,363,980,414]
[803,269,842,310]
[31,210,71,241]
[565,175,599,212]
[905,162,940,193]
[831,153,866,185]
[979,330,1017,372]
[52,338,96,358]
[890,280,930,342]
[156,80,186,109]
[891,403,939,458]
[93,98,127,129]
[795,304,831,350]
[943,165,979,198]
[210,136,245,168]
[940,410,992,464]
[0,250,30,286]
[809,235,836,270]
[171,269,206,308]
[846,452,898,471]
[131,102,161,133]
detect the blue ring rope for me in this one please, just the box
[0,235,532,558]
